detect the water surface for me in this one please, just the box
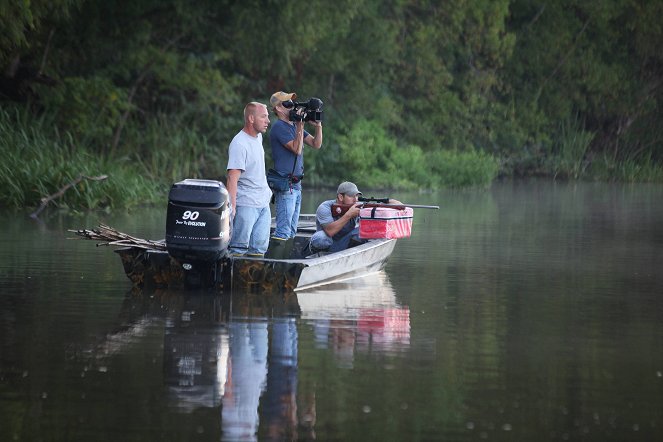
[1,180,662,441]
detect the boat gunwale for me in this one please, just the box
[229,237,396,267]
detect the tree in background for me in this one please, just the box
[1,0,662,210]
[504,0,663,173]
[0,0,80,102]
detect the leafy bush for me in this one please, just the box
[38,76,130,147]
[336,120,431,189]
[430,149,500,188]
[335,119,498,190]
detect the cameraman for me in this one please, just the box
[268,91,323,242]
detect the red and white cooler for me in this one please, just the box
[359,206,414,239]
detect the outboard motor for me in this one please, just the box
[166,179,230,287]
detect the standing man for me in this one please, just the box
[226,102,273,257]
[269,91,323,243]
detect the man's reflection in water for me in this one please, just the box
[221,320,268,442]
[159,292,304,441]
[157,277,410,441]
[220,316,306,442]
[263,317,299,440]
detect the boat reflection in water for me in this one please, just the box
[298,271,410,368]
[114,270,409,440]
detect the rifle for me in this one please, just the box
[331,196,439,217]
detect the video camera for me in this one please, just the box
[283,97,324,123]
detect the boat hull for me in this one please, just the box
[232,238,396,292]
[115,237,396,293]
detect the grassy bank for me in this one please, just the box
[1,109,501,211]
[0,109,162,210]
[2,108,660,213]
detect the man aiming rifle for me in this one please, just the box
[331,197,440,217]
[309,182,404,253]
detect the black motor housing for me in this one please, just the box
[166,179,230,262]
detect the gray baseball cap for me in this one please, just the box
[336,181,362,196]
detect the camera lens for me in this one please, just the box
[307,98,322,110]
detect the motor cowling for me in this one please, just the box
[165,179,230,262]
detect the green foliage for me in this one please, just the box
[391,0,516,151]
[31,0,243,156]
[39,76,129,145]
[337,120,432,189]
[225,0,364,86]
[588,153,663,183]
[1,0,662,211]
[546,116,594,179]
[430,149,500,188]
[335,119,497,190]
[0,108,161,209]
[124,114,227,183]
[505,0,663,162]
[0,0,80,65]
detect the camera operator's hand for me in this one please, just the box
[294,107,306,120]
[306,117,323,149]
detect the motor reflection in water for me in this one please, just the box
[162,295,229,412]
[114,271,409,441]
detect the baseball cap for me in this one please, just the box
[337,181,362,196]
[270,91,297,108]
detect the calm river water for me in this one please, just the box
[1,180,662,441]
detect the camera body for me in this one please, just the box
[283,97,324,122]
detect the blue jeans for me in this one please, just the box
[223,321,267,440]
[310,226,361,253]
[229,205,271,255]
[272,187,301,239]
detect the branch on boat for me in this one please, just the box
[30,174,109,218]
[68,223,167,251]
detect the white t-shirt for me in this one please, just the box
[227,130,272,208]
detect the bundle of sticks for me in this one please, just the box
[68,223,166,250]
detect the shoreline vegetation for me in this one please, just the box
[1,1,662,211]
[1,107,660,213]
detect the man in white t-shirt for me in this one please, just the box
[226,102,273,256]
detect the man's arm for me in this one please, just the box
[321,204,360,237]
[304,121,322,149]
[226,169,241,215]
[283,121,305,155]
